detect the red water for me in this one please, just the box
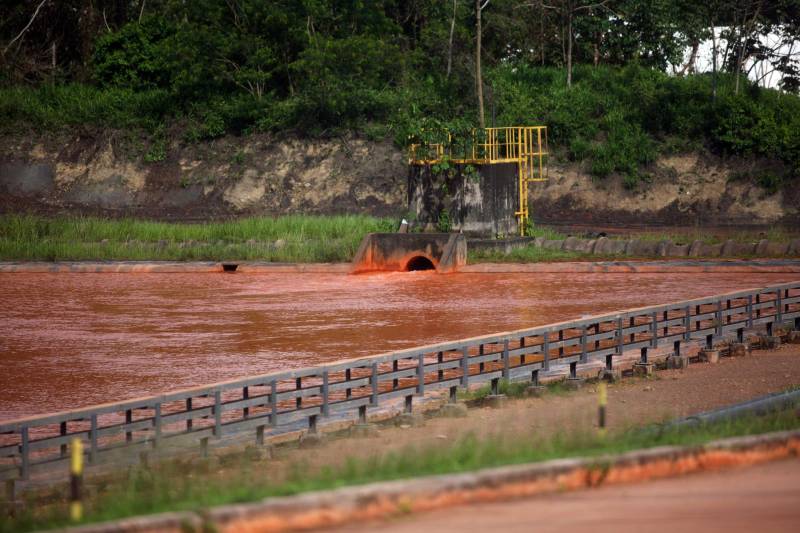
[0,272,796,421]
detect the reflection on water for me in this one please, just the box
[0,271,795,419]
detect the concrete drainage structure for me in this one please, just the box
[351,233,467,273]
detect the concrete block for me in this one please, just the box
[600,368,622,382]
[562,236,580,251]
[760,335,782,349]
[244,445,272,462]
[667,355,689,370]
[755,239,769,256]
[525,385,547,398]
[765,242,789,256]
[565,377,585,390]
[575,239,596,253]
[484,394,508,409]
[395,412,425,428]
[542,239,565,250]
[656,240,671,257]
[666,243,689,257]
[349,424,379,438]
[627,239,658,256]
[700,349,720,364]
[633,362,655,377]
[788,331,800,344]
[299,432,327,448]
[607,239,628,255]
[788,239,800,256]
[687,240,703,257]
[730,343,751,357]
[438,402,468,418]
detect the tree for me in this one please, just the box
[476,0,489,128]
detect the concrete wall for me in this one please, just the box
[408,163,518,237]
[469,236,800,258]
[351,233,467,273]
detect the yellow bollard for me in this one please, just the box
[70,438,83,522]
[598,382,607,438]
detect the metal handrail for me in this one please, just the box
[1,281,798,481]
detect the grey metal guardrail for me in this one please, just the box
[1,281,798,483]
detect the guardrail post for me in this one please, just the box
[478,345,485,374]
[520,337,526,365]
[776,289,783,324]
[569,361,578,379]
[437,351,444,381]
[153,403,161,449]
[726,299,732,325]
[308,415,318,435]
[256,425,265,446]
[60,421,68,457]
[662,311,669,337]
[89,414,98,463]
[543,333,550,371]
[593,323,600,352]
[558,330,564,357]
[502,339,510,380]
[322,371,330,417]
[640,347,648,364]
[345,369,352,399]
[684,306,691,341]
[270,380,278,426]
[706,334,714,350]
[449,386,458,403]
[747,295,754,328]
[243,386,250,418]
[184,400,192,431]
[20,427,29,481]
[651,312,658,348]
[491,378,500,396]
[214,391,222,438]
[737,328,744,343]
[674,340,681,358]
[405,395,413,414]
[461,347,470,388]
[371,363,379,406]
[358,405,367,424]
[767,321,773,336]
[417,354,425,395]
[392,360,399,389]
[580,326,587,363]
[715,300,723,339]
[756,294,761,319]
[295,378,302,409]
[695,305,701,331]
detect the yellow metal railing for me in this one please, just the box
[409,126,548,235]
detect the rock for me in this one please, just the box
[274,238,286,249]
[525,385,547,398]
[565,377,585,390]
[730,343,751,357]
[700,349,720,364]
[633,362,654,377]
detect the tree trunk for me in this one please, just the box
[447,0,457,78]
[566,10,573,87]
[476,0,485,129]
[711,25,718,100]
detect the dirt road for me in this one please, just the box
[334,458,800,533]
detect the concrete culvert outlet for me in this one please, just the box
[222,263,239,272]
[405,256,435,271]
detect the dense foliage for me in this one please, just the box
[1,0,799,187]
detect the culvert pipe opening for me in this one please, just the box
[405,256,435,272]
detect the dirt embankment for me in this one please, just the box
[1,131,797,226]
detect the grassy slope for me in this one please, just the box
[0,214,395,263]
[4,408,798,532]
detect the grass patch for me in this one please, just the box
[4,408,798,532]
[0,214,395,262]
[469,246,585,264]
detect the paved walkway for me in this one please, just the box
[335,458,800,533]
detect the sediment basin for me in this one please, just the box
[0,271,797,420]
